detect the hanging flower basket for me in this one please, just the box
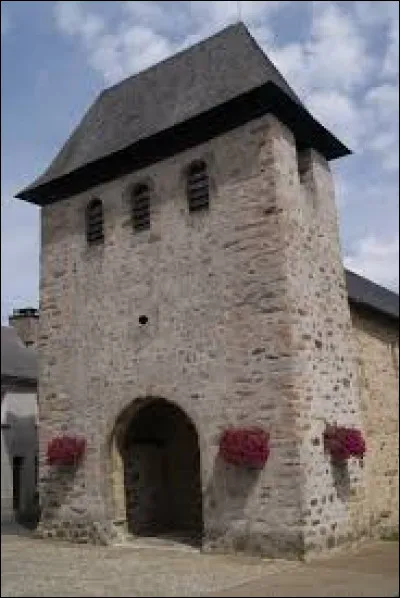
[47,435,86,466]
[323,424,366,463]
[219,427,270,469]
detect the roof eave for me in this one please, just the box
[1,374,38,386]
[347,296,399,322]
[15,82,351,206]
[345,268,399,321]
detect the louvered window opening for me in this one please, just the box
[132,185,151,231]
[86,200,104,245]
[187,164,209,212]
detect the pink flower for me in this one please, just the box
[324,425,366,462]
[219,427,270,468]
[47,435,86,466]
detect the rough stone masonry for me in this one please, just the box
[15,24,398,559]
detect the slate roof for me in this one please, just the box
[16,23,349,205]
[1,326,38,382]
[345,269,399,321]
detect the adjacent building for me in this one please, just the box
[1,310,39,524]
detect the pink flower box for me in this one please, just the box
[219,427,270,469]
[324,424,366,462]
[47,435,86,466]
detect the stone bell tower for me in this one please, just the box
[15,23,365,557]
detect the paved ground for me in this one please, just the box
[207,541,399,597]
[1,526,398,597]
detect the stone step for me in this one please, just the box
[114,533,201,553]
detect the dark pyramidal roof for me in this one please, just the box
[17,23,349,205]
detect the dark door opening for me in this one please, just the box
[12,456,24,513]
[122,400,203,546]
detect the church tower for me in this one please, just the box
[16,24,365,557]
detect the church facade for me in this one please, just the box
[16,24,398,558]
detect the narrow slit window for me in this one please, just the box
[132,183,151,231]
[86,198,104,245]
[187,161,209,212]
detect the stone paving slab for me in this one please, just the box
[1,531,398,598]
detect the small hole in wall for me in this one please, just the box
[138,315,149,325]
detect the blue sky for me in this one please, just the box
[1,1,399,323]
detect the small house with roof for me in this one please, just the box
[1,309,39,524]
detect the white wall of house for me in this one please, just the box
[1,387,38,523]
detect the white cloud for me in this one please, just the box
[268,1,375,98]
[383,15,399,79]
[362,84,399,169]
[365,84,399,119]
[55,1,177,83]
[303,81,399,165]
[333,170,351,210]
[306,90,363,150]
[54,1,290,84]
[353,1,399,27]
[55,0,104,41]
[345,236,399,291]
[123,0,169,24]
[188,0,284,30]
[267,42,308,96]
[266,2,399,167]
[307,1,374,91]
[368,131,399,172]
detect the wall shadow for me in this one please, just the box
[204,453,260,543]
[38,463,80,524]
[331,460,351,502]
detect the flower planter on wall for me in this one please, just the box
[46,435,86,467]
[219,427,270,469]
[323,424,366,464]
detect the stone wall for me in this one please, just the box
[258,119,366,557]
[350,305,399,538]
[37,113,366,557]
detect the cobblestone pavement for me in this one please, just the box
[1,528,398,597]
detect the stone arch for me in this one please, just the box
[109,397,203,545]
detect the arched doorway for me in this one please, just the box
[118,399,203,545]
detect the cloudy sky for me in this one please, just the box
[1,1,399,323]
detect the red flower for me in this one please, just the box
[47,435,86,466]
[219,427,269,468]
[324,425,366,462]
